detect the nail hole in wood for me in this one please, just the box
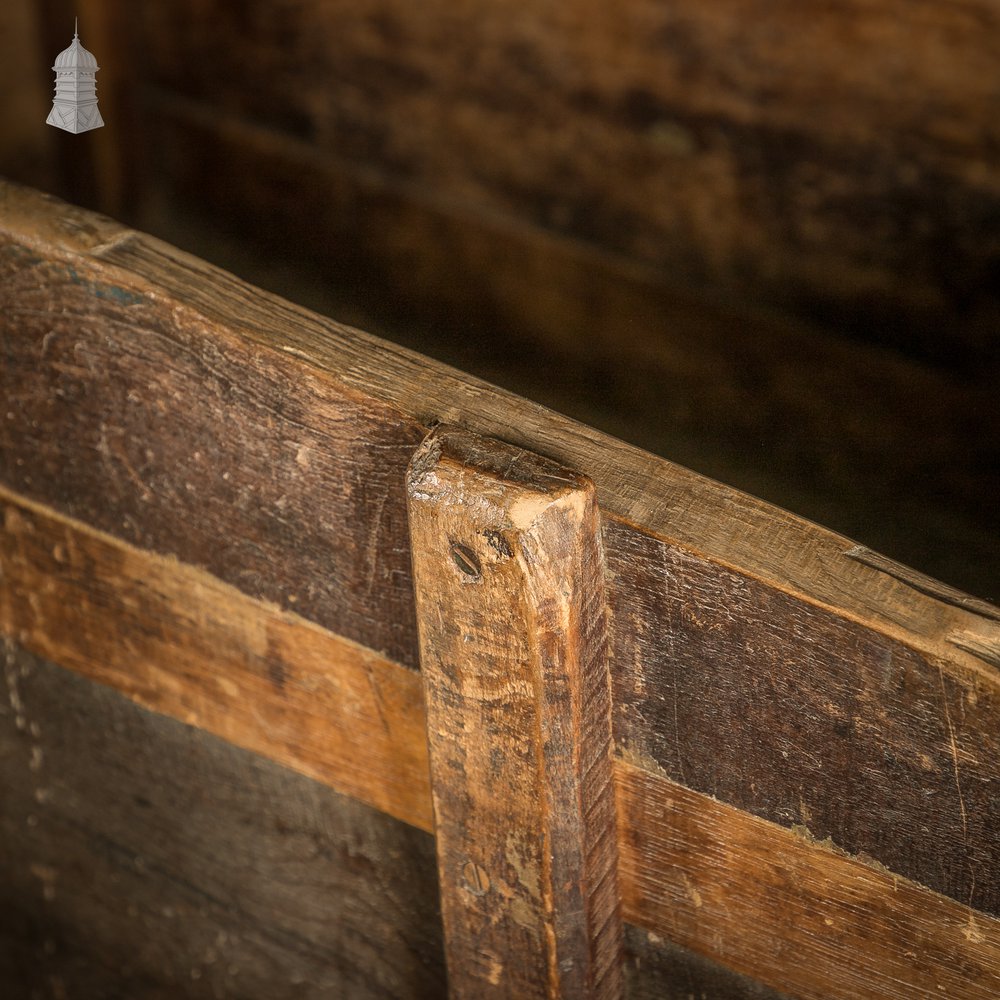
[449,541,482,580]
[461,860,490,896]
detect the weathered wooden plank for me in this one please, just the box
[3,179,994,672]
[0,483,433,832]
[3,182,999,915]
[0,212,425,669]
[623,924,791,1000]
[406,428,622,999]
[138,97,1000,603]
[134,0,1000,364]
[0,640,446,999]
[617,760,1000,1000]
[607,523,1000,915]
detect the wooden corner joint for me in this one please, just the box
[406,426,623,1000]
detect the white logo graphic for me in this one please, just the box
[46,19,105,134]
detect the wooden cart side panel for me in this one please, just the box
[2,187,998,914]
[3,483,1000,996]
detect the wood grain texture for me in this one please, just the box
[136,96,1000,598]
[3,181,999,914]
[0,195,425,669]
[0,640,446,999]
[2,179,994,676]
[406,428,622,999]
[618,760,1000,1000]
[133,0,1000,365]
[0,483,433,833]
[607,521,1000,916]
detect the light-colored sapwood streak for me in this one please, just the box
[616,759,1000,1000]
[0,482,433,833]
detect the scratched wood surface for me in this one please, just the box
[2,181,998,935]
[0,483,432,832]
[1,493,997,999]
[407,428,622,999]
[0,640,446,999]
[131,106,1000,601]
[618,762,1000,999]
[0,485,793,998]
[607,521,1000,916]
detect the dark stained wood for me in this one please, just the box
[0,482,433,832]
[0,639,446,999]
[130,0,1000,369]
[135,97,1000,602]
[406,428,622,999]
[606,523,1000,916]
[3,182,999,922]
[3,179,993,669]
[0,203,426,669]
[623,924,791,1000]
[618,760,1000,1000]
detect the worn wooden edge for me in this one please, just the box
[406,427,623,998]
[1,179,996,684]
[617,759,1000,1000]
[0,480,433,833]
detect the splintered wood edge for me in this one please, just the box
[406,427,623,999]
[2,482,998,998]
[1,179,997,681]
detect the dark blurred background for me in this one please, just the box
[2,0,997,598]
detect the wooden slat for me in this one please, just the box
[406,428,622,999]
[617,760,1000,1000]
[607,521,1000,915]
[136,95,1000,602]
[0,483,433,833]
[2,179,995,673]
[0,639,445,999]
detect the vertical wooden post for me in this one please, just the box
[406,427,623,999]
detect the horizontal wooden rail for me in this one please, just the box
[0,483,432,832]
[618,761,1000,1000]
